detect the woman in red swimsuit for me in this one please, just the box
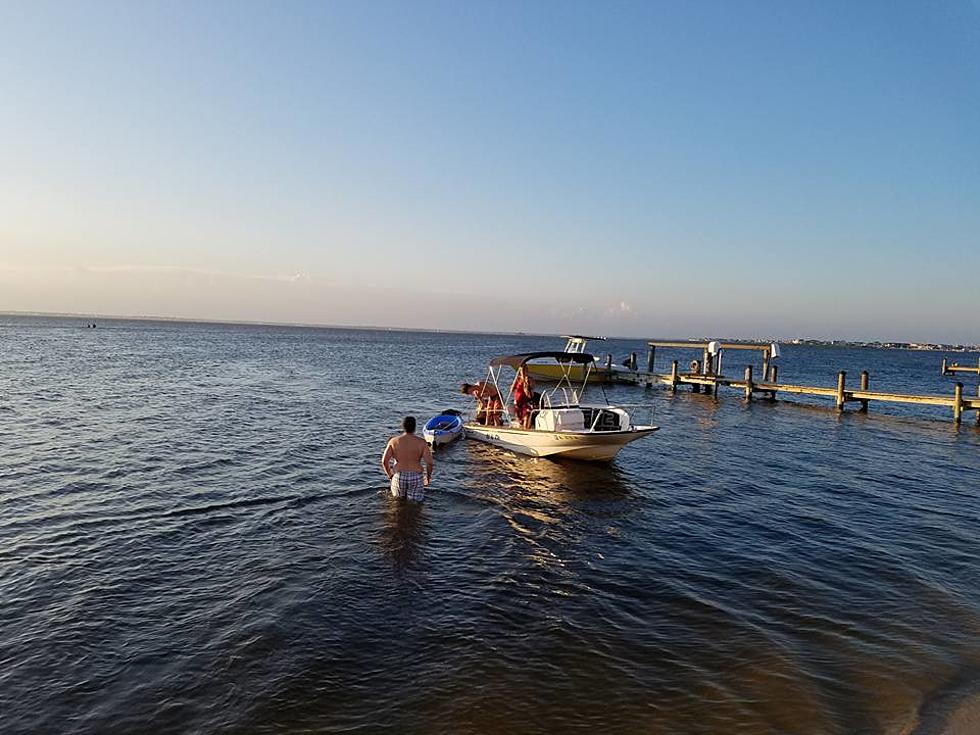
[512,367,536,429]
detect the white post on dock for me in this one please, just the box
[670,360,679,391]
[744,365,753,401]
[941,357,948,375]
[646,345,655,374]
[859,371,869,413]
[835,371,846,412]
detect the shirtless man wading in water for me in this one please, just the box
[381,416,434,502]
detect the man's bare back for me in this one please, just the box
[384,433,431,476]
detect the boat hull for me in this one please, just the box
[464,423,657,462]
[425,429,462,446]
[423,414,464,446]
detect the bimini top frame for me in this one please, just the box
[483,352,597,421]
[561,335,606,354]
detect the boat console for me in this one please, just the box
[533,406,629,432]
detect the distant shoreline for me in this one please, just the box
[1,310,977,351]
[785,339,980,352]
[0,309,557,340]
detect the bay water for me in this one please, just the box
[2,315,979,734]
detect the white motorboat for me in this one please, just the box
[464,352,658,462]
[524,336,634,384]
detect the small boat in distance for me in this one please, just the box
[524,335,632,384]
[423,411,464,447]
[464,352,658,462]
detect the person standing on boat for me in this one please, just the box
[513,367,536,429]
[460,382,503,426]
[381,416,433,502]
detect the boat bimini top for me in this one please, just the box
[488,351,596,368]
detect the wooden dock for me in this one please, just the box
[942,357,980,376]
[610,342,980,425]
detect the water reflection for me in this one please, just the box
[464,442,633,503]
[462,444,636,573]
[378,496,427,572]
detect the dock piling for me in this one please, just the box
[835,371,846,412]
[941,357,948,375]
[859,371,870,412]
[670,360,679,391]
[744,366,753,401]
[953,382,964,424]
[646,345,655,374]
[770,365,778,383]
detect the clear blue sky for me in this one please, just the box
[1,1,978,341]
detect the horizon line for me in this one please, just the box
[1,310,978,349]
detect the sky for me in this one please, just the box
[1,1,978,341]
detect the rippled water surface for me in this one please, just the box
[2,316,979,734]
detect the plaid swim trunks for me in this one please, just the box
[390,471,426,502]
